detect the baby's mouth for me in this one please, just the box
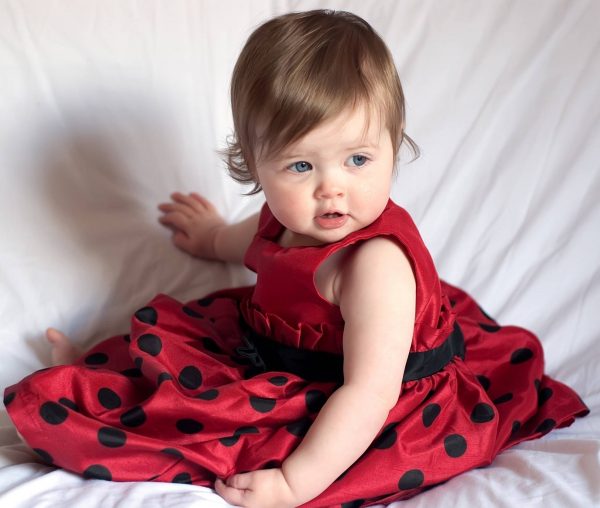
[315,211,349,229]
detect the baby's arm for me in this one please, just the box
[281,237,416,503]
[216,237,416,507]
[158,192,260,264]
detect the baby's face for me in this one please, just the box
[255,104,395,246]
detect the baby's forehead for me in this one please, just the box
[263,105,387,159]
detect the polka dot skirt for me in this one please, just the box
[3,286,588,507]
[3,200,589,507]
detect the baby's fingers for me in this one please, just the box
[171,192,211,213]
[158,212,189,233]
[226,473,254,490]
[190,193,217,212]
[171,231,193,252]
[215,477,247,506]
[158,201,197,219]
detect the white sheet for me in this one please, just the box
[1,0,599,506]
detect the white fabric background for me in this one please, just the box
[0,1,598,506]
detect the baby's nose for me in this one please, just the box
[315,171,345,199]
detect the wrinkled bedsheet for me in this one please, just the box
[0,1,598,506]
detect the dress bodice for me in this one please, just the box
[241,199,456,354]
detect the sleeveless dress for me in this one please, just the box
[3,199,589,507]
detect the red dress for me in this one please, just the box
[3,200,588,507]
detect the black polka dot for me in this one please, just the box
[538,387,553,407]
[120,406,146,427]
[123,334,131,343]
[373,422,398,449]
[220,426,260,446]
[287,417,312,437]
[83,464,112,481]
[59,398,79,411]
[471,403,495,423]
[511,420,521,436]
[510,348,534,364]
[268,376,288,386]
[182,306,203,319]
[178,366,203,389]
[398,469,425,490]
[197,297,213,307]
[250,396,276,413]
[493,393,513,404]
[305,390,327,413]
[135,306,157,325]
[161,448,184,459]
[134,357,143,369]
[219,435,239,446]
[138,334,162,356]
[98,388,121,409]
[85,353,109,366]
[237,426,260,436]
[98,427,127,448]
[40,401,68,425]
[479,323,500,333]
[341,500,365,508]
[444,434,467,458]
[172,472,192,484]
[536,418,556,435]
[121,368,143,378]
[202,337,223,354]
[422,403,441,428]
[476,375,491,391]
[196,389,219,400]
[176,418,203,434]
[534,379,541,390]
[3,392,15,407]
[158,372,173,385]
[33,448,54,464]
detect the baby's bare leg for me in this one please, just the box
[46,328,81,365]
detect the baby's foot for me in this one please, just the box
[46,328,81,365]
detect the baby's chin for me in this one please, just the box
[280,230,325,248]
[297,225,361,247]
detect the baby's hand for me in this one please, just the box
[158,192,225,259]
[214,468,298,508]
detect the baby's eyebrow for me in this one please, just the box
[345,143,378,151]
[278,153,303,160]
[276,143,379,161]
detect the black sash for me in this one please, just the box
[237,321,465,383]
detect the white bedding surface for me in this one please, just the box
[1,1,598,506]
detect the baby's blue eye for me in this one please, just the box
[348,155,368,167]
[289,161,312,173]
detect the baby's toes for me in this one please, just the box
[46,327,70,346]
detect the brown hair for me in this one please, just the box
[224,9,419,194]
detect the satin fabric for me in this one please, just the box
[3,200,588,507]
